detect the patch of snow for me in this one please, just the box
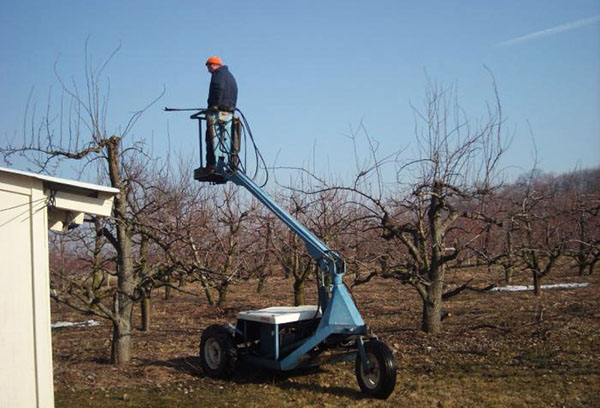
[51,319,102,329]
[490,283,590,292]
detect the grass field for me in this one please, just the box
[52,269,600,407]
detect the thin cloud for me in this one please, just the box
[498,14,600,47]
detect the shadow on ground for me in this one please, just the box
[142,356,365,400]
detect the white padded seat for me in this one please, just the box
[237,305,321,325]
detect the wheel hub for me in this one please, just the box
[204,338,222,370]
[360,354,381,389]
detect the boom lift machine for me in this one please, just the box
[166,107,397,399]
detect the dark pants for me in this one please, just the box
[205,114,218,167]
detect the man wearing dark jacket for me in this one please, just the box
[205,56,238,172]
[206,56,238,111]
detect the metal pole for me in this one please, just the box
[198,119,204,168]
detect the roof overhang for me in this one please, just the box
[0,167,119,232]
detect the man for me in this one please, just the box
[205,56,238,172]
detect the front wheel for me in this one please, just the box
[355,339,397,399]
[199,324,237,378]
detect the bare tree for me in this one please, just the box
[144,179,258,307]
[563,170,600,275]
[269,189,316,306]
[135,158,217,306]
[311,77,507,333]
[508,170,568,295]
[204,186,257,305]
[239,207,275,293]
[2,45,163,363]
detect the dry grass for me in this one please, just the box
[52,268,600,407]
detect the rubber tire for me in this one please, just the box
[355,339,397,399]
[199,324,237,378]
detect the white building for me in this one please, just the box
[0,167,118,408]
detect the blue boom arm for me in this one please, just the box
[226,170,343,308]
[225,170,367,370]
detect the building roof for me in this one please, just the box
[0,167,119,195]
[0,166,119,229]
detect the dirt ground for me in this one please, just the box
[52,268,600,408]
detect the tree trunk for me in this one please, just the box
[577,261,586,276]
[421,183,444,333]
[589,258,598,275]
[293,279,305,306]
[110,292,133,364]
[107,137,135,364]
[421,279,443,333]
[203,284,214,305]
[256,276,266,293]
[217,279,229,306]
[504,267,513,283]
[533,270,541,296]
[111,321,132,364]
[140,295,150,332]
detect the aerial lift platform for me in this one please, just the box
[166,107,397,399]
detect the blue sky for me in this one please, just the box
[1,0,599,182]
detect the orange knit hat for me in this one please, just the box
[205,56,222,66]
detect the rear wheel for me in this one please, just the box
[355,339,396,399]
[199,324,237,378]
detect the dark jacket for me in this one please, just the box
[207,65,238,111]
